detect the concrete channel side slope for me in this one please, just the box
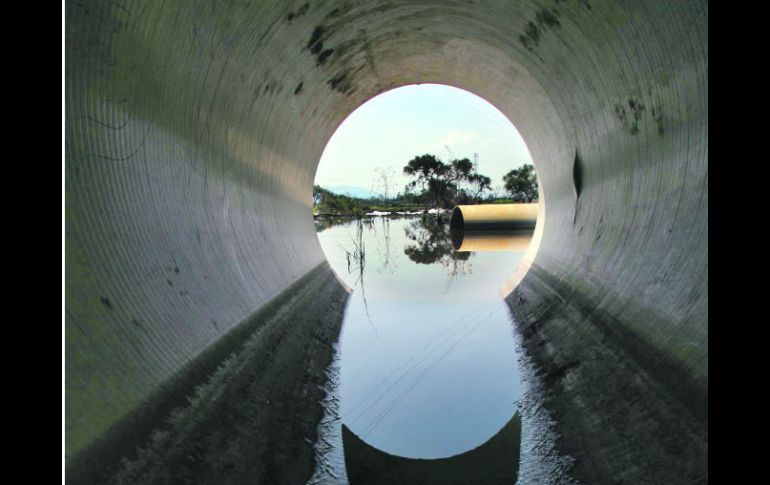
[67,263,351,484]
[65,1,707,483]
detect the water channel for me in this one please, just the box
[309,215,533,484]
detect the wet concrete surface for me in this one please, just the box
[67,264,349,485]
[506,265,708,484]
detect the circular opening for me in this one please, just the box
[311,84,541,462]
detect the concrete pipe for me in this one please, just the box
[450,203,539,230]
[65,1,707,483]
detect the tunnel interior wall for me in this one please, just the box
[65,0,707,480]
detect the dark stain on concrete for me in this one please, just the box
[262,80,279,95]
[100,296,113,310]
[615,97,646,135]
[307,25,339,67]
[317,48,334,65]
[651,106,665,135]
[519,21,541,52]
[519,8,561,54]
[326,7,344,19]
[307,25,326,55]
[329,71,354,94]
[536,8,561,28]
[286,3,309,22]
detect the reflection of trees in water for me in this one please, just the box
[339,218,377,336]
[342,218,366,277]
[314,217,351,233]
[403,215,473,276]
[320,217,397,276]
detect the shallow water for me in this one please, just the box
[310,215,532,482]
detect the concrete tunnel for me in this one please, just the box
[65,1,708,483]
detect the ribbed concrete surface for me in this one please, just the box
[65,0,707,480]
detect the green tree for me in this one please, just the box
[449,158,474,185]
[313,185,333,206]
[403,154,454,209]
[403,154,492,207]
[502,164,539,202]
[468,174,492,200]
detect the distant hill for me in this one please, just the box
[325,185,382,199]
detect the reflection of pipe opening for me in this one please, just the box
[450,229,533,252]
[450,204,538,231]
[342,412,521,485]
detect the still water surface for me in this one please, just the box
[311,215,531,480]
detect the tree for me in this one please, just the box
[313,185,332,206]
[403,154,454,209]
[502,164,539,202]
[449,158,474,186]
[468,173,492,200]
[403,154,493,208]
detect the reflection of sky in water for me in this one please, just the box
[316,216,532,459]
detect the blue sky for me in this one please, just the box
[314,84,534,198]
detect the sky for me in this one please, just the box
[314,84,534,198]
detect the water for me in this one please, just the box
[309,215,532,483]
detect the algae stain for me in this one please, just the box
[519,8,561,55]
[100,296,113,310]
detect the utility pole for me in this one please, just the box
[444,145,455,163]
[370,167,395,205]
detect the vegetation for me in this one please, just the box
[313,185,369,216]
[313,156,538,217]
[502,164,539,202]
[403,215,472,275]
[402,154,492,209]
[313,185,432,217]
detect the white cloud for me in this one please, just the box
[443,129,476,145]
[413,129,478,158]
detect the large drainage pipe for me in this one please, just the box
[65,1,707,483]
[450,203,538,230]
